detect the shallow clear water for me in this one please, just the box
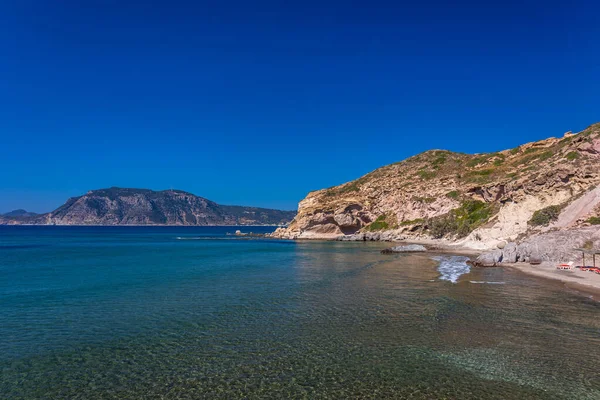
[1,226,600,399]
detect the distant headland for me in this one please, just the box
[0,187,296,226]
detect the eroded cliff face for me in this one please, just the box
[273,123,600,249]
[0,188,296,226]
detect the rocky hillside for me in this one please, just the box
[273,123,600,252]
[0,187,296,226]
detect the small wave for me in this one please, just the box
[469,281,506,285]
[432,255,471,284]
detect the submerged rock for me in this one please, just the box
[381,244,427,254]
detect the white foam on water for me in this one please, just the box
[469,281,506,285]
[432,255,471,283]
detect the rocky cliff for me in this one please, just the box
[273,123,600,253]
[0,187,296,226]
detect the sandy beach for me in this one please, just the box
[505,262,600,299]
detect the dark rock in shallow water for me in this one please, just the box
[381,244,427,254]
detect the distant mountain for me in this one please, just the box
[2,209,39,217]
[0,187,296,226]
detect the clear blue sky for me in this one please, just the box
[1,1,598,213]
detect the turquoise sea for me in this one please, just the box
[1,226,600,399]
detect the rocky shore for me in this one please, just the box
[272,123,600,252]
[268,123,600,294]
[272,225,600,296]
[474,226,600,266]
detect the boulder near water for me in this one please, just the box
[381,244,427,254]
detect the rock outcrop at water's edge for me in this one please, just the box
[475,227,600,266]
[272,122,600,261]
[381,245,427,254]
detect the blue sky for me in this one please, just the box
[1,1,598,213]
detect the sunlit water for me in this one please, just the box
[1,226,600,399]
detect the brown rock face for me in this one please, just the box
[275,122,600,248]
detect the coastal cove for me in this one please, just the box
[2,226,600,399]
[3,2,600,398]
[280,233,600,300]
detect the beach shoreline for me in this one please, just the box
[503,262,600,299]
[380,240,600,299]
[273,234,486,256]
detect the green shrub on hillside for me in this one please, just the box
[587,216,600,225]
[466,155,491,168]
[364,215,390,231]
[559,136,573,145]
[528,205,562,226]
[513,151,545,167]
[446,190,460,200]
[432,155,447,167]
[463,168,495,184]
[340,182,360,194]
[418,169,436,180]
[428,200,494,238]
[524,147,542,155]
[400,218,425,226]
[566,151,579,161]
[538,150,553,161]
[473,169,493,176]
[324,177,367,197]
